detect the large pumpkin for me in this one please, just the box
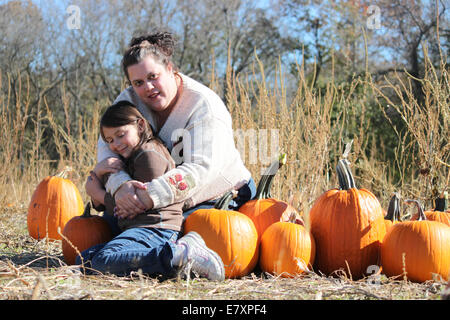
[309,158,386,279]
[184,192,259,279]
[259,219,315,278]
[62,202,113,265]
[27,169,84,240]
[238,154,301,241]
[381,199,450,282]
[384,193,402,232]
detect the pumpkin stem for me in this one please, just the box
[55,166,73,179]
[336,159,356,190]
[405,199,427,221]
[385,193,401,222]
[81,202,93,218]
[434,191,448,212]
[286,210,304,225]
[214,191,235,210]
[254,153,287,200]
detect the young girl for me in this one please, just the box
[81,100,225,281]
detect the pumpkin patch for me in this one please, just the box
[22,157,448,286]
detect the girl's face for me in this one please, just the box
[127,55,179,114]
[102,122,143,159]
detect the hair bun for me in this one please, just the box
[129,31,175,56]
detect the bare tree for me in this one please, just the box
[372,0,448,104]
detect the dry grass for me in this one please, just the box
[0,48,448,300]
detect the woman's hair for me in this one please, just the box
[121,31,178,81]
[100,100,154,150]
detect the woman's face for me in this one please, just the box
[102,122,143,159]
[127,55,178,114]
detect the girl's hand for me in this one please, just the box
[94,157,124,177]
[113,180,148,218]
[114,184,154,220]
[85,171,106,206]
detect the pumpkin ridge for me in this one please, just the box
[57,178,64,237]
[331,192,343,274]
[354,189,365,276]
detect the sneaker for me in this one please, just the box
[177,231,225,281]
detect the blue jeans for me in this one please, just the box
[182,177,256,219]
[76,227,180,277]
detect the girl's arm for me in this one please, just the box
[93,157,124,179]
[85,171,107,209]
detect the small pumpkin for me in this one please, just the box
[411,192,449,227]
[309,158,386,280]
[259,217,315,278]
[238,154,301,241]
[384,193,402,232]
[184,191,259,279]
[27,168,84,240]
[62,202,113,265]
[381,199,450,282]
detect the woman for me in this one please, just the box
[94,32,255,223]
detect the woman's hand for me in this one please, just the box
[113,180,149,219]
[93,157,124,178]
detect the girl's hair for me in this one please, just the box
[100,100,155,150]
[121,31,178,81]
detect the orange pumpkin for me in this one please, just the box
[381,199,450,282]
[309,159,386,280]
[62,203,113,265]
[260,219,315,278]
[238,154,301,241]
[27,169,84,240]
[411,192,449,227]
[184,192,259,279]
[384,193,402,232]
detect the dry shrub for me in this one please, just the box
[369,45,449,210]
[0,74,102,208]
